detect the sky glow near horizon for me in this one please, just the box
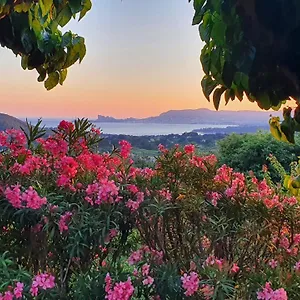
[0,0,264,119]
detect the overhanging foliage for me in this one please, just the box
[191,0,300,143]
[0,0,91,90]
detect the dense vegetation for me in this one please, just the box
[217,133,300,180]
[191,0,300,144]
[1,119,300,299]
[101,132,226,152]
[101,130,300,182]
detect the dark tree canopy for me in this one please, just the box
[0,0,91,90]
[191,0,300,143]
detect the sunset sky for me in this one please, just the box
[0,0,263,119]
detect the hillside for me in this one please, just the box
[0,113,26,131]
[96,108,282,125]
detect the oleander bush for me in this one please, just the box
[1,119,300,299]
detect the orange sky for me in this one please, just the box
[0,1,268,119]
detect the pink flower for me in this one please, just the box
[214,165,233,184]
[58,120,75,133]
[128,250,143,265]
[22,186,47,210]
[230,263,240,274]
[4,185,47,210]
[41,136,68,157]
[59,212,73,233]
[158,144,168,154]
[294,261,300,271]
[158,189,172,201]
[105,277,134,300]
[283,196,297,206]
[3,291,14,300]
[207,192,221,207]
[181,272,199,296]
[30,285,38,297]
[31,273,55,296]
[57,175,71,187]
[184,144,195,154]
[109,229,118,239]
[105,273,112,293]
[257,282,288,300]
[13,282,24,299]
[204,255,223,269]
[268,259,278,269]
[201,236,211,250]
[127,184,139,194]
[142,276,154,286]
[4,185,22,208]
[126,199,140,211]
[142,264,150,276]
[201,284,214,300]
[119,140,132,159]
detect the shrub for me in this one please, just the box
[0,119,300,299]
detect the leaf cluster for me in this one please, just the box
[0,0,91,89]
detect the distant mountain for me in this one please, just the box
[0,113,26,131]
[95,108,281,125]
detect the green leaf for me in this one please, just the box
[199,13,212,42]
[79,0,92,20]
[21,28,34,54]
[43,0,53,14]
[234,72,249,90]
[69,0,83,15]
[201,76,218,101]
[62,31,73,47]
[38,0,47,17]
[200,47,211,75]
[37,68,47,82]
[28,9,33,28]
[14,4,24,13]
[63,47,78,69]
[44,72,59,90]
[56,5,72,27]
[59,69,68,85]
[213,87,226,110]
[32,20,43,38]
[257,92,271,110]
[21,56,28,70]
[63,36,86,68]
[224,89,231,105]
[222,61,235,88]
[211,17,226,45]
[269,117,282,141]
[192,0,206,25]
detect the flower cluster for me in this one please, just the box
[0,273,55,300]
[105,274,134,300]
[181,272,199,296]
[1,119,300,299]
[257,282,288,300]
[4,185,47,209]
[30,273,55,297]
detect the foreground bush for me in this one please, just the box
[0,119,300,299]
[217,132,300,181]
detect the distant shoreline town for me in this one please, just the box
[93,108,281,126]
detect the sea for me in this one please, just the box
[25,118,233,136]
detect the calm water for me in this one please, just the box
[26,118,233,136]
